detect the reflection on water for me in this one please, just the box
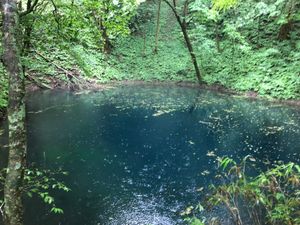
[0,85,300,225]
[105,195,179,225]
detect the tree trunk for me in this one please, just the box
[215,20,223,53]
[22,0,34,56]
[278,20,293,40]
[178,20,202,83]
[102,27,112,54]
[153,0,162,53]
[99,20,112,54]
[163,0,202,83]
[100,5,113,54]
[1,1,27,225]
[277,0,296,40]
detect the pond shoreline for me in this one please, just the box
[44,79,300,107]
[1,80,299,121]
[3,84,300,225]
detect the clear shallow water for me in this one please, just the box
[0,85,300,225]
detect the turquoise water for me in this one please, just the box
[0,85,300,225]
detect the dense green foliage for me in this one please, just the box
[0,68,7,112]
[182,156,300,225]
[0,0,299,113]
[191,0,300,99]
[112,0,300,99]
[0,168,70,214]
[0,0,138,113]
[0,0,299,223]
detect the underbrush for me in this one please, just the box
[0,65,7,116]
[200,43,300,100]
[182,156,300,225]
[0,0,299,112]
[108,1,300,100]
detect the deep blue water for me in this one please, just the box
[0,85,300,225]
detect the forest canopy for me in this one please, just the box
[0,0,299,114]
[0,0,299,225]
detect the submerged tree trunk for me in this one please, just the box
[1,1,27,225]
[163,0,202,83]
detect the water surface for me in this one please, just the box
[0,85,300,225]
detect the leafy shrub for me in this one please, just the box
[0,66,8,111]
[0,168,70,214]
[183,156,300,225]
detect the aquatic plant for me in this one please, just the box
[183,156,300,225]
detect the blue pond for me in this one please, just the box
[0,85,300,225]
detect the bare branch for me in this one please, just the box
[183,0,189,17]
[162,0,179,19]
[20,0,39,17]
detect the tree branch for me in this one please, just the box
[173,0,176,8]
[183,0,189,17]
[163,0,179,19]
[49,0,61,32]
[20,0,39,17]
